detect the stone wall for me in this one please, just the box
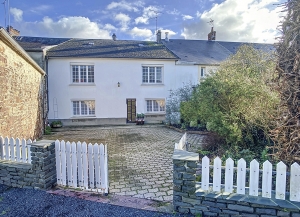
[0,29,45,139]
[173,149,300,217]
[0,140,56,189]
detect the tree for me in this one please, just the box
[270,0,300,164]
[181,45,279,157]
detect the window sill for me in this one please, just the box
[144,112,166,115]
[141,83,164,86]
[70,116,96,119]
[69,83,96,86]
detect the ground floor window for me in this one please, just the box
[72,100,95,116]
[146,99,165,113]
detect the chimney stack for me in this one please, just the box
[112,33,117,41]
[208,27,216,41]
[165,32,169,42]
[6,26,20,36]
[156,30,161,43]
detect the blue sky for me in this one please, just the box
[1,0,285,43]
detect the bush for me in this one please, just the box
[183,45,279,160]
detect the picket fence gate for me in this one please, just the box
[0,136,34,163]
[200,156,300,202]
[175,133,187,150]
[55,140,109,194]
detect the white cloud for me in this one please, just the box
[129,27,153,38]
[15,16,111,39]
[167,9,180,16]
[114,13,131,31]
[30,5,52,14]
[107,1,141,12]
[10,8,23,22]
[104,23,117,31]
[182,15,193,20]
[135,5,161,24]
[182,0,284,43]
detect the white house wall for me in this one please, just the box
[47,58,198,125]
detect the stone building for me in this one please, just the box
[0,28,45,139]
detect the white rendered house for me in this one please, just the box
[46,38,198,125]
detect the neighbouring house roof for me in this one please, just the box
[46,39,179,60]
[162,39,274,65]
[13,36,71,51]
[0,28,45,75]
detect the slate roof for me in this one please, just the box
[13,36,71,51]
[162,39,274,65]
[47,39,178,60]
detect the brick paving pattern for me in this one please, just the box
[43,125,205,201]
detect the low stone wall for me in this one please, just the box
[173,149,300,217]
[0,140,56,189]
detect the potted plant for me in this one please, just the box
[51,120,63,128]
[136,113,144,125]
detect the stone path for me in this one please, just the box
[43,125,206,201]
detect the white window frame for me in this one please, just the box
[72,100,96,117]
[71,63,94,84]
[145,99,166,113]
[142,66,163,84]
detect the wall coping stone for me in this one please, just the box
[196,190,300,212]
[173,149,199,161]
[31,140,55,148]
[0,160,31,169]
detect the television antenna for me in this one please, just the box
[2,0,7,28]
[207,18,214,27]
[149,9,162,34]
[2,0,10,32]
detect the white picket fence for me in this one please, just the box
[0,136,34,163]
[55,140,109,194]
[175,133,187,150]
[199,156,300,202]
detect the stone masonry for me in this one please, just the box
[0,29,45,139]
[173,149,300,216]
[0,140,56,189]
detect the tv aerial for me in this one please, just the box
[207,18,214,27]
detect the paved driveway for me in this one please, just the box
[43,125,205,201]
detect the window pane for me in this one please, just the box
[153,100,159,111]
[88,66,94,83]
[81,101,87,115]
[146,100,152,112]
[80,66,87,83]
[73,101,80,115]
[142,67,148,83]
[72,66,79,83]
[201,67,206,77]
[159,101,165,111]
[85,100,95,115]
[156,67,162,83]
[149,67,155,83]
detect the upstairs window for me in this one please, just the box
[200,67,206,77]
[72,65,94,83]
[142,66,163,84]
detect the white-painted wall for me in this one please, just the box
[47,58,199,123]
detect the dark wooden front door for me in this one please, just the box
[126,99,136,123]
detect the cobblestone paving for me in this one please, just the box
[43,125,206,201]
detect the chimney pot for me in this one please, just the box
[208,27,216,41]
[112,33,117,41]
[165,32,169,42]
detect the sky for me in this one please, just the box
[1,0,285,43]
